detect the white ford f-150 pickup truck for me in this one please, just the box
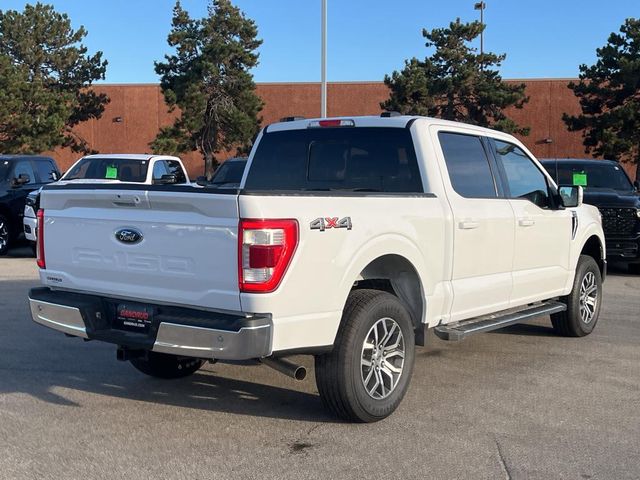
[29,115,606,422]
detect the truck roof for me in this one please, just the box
[0,154,55,162]
[80,153,183,162]
[540,158,619,166]
[265,115,515,137]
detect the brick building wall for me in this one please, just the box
[48,79,636,180]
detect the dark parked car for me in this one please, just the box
[198,157,247,188]
[0,155,60,255]
[542,158,640,273]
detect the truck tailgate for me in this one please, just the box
[39,187,241,312]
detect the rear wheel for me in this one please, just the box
[315,289,415,423]
[551,255,602,337]
[130,351,204,379]
[0,215,10,256]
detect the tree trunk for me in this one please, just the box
[205,152,215,180]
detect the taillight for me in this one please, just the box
[36,209,45,269]
[238,219,298,293]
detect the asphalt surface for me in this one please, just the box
[1,244,639,480]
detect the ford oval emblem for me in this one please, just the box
[115,228,143,245]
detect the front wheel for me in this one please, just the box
[315,289,415,423]
[551,255,602,337]
[130,351,205,379]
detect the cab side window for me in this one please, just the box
[34,160,59,183]
[493,140,550,208]
[165,160,187,183]
[438,132,498,198]
[13,160,35,185]
[152,161,168,182]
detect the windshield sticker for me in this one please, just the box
[105,165,118,179]
[573,172,587,186]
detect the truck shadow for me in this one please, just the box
[489,323,557,337]
[0,279,335,423]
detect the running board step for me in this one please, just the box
[434,301,567,341]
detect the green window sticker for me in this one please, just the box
[573,172,587,186]
[105,165,118,179]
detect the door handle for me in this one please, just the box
[459,220,480,230]
[518,218,535,227]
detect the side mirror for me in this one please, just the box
[559,185,583,208]
[51,171,59,181]
[11,173,30,187]
[195,175,209,187]
[153,173,177,185]
[634,180,639,192]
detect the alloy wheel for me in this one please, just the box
[360,317,405,400]
[579,271,598,324]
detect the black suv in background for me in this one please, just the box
[542,158,640,273]
[0,155,60,255]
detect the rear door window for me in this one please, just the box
[244,127,423,193]
[438,132,498,198]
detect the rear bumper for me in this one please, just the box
[28,287,272,360]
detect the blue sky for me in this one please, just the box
[2,0,638,83]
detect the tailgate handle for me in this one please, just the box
[113,194,142,207]
[459,220,480,230]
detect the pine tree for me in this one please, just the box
[0,3,108,154]
[382,20,529,135]
[564,18,640,180]
[152,0,263,178]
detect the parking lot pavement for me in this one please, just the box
[0,247,639,480]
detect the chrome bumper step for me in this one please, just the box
[434,301,567,341]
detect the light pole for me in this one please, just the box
[474,2,486,60]
[321,0,327,118]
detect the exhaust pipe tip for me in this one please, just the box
[293,365,307,381]
[261,357,306,381]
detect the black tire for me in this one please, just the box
[315,289,415,423]
[130,351,204,379]
[30,241,37,257]
[0,215,10,256]
[551,255,602,337]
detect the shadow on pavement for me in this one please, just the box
[0,279,334,423]
[4,238,34,259]
[490,323,557,337]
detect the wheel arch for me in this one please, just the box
[579,234,606,278]
[342,251,426,346]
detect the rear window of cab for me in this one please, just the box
[244,127,423,193]
[64,158,149,182]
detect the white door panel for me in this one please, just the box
[450,198,514,321]
[509,199,572,304]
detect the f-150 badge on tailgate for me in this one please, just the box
[115,228,143,244]
[310,217,352,232]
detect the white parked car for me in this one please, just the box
[23,154,189,246]
[28,115,605,422]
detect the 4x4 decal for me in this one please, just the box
[310,217,352,232]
